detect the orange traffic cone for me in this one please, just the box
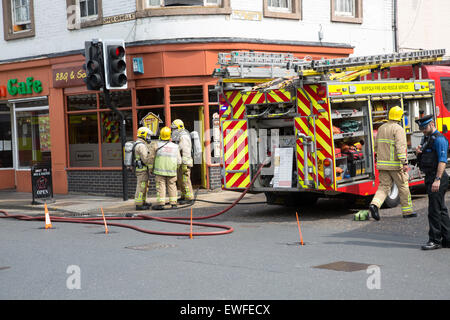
[44,203,52,229]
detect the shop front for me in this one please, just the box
[0,40,352,197]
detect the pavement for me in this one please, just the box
[0,188,267,217]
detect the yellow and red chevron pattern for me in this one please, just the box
[222,120,251,189]
[219,89,292,120]
[296,84,334,190]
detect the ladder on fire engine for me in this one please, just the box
[213,49,446,90]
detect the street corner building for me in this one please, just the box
[0,0,400,197]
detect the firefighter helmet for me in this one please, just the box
[388,106,404,122]
[160,126,171,141]
[171,119,185,130]
[137,127,152,143]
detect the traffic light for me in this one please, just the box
[83,40,105,91]
[103,40,128,90]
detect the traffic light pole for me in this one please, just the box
[103,88,128,201]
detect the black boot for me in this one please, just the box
[402,212,417,218]
[369,204,380,221]
[421,241,441,250]
[152,204,165,210]
[136,204,150,211]
[179,199,194,205]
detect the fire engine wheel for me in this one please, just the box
[383,183,400,208]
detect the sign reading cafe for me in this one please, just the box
[0,77,43,97]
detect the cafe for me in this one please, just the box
[0,39,352,197]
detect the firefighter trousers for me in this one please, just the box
[155,175,178,205]
[177,166,194,200]
[370,169,413,215]
[134,171,149,206]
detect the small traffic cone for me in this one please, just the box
[44,203,52,229]
[101,208,109,234]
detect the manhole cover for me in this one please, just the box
[0,266,11,271]
[313,261,377,272]
[125,243,177,251]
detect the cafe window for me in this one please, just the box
[15,108,51,168]
[99,90,132,109]
[100,111,133,167]
[137,88,164,106]
[67,94,97,111]
[170,86,203,104]
[0,104,13,168]
[68,113,99,167]
[2,0,35,40]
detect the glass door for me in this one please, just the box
[0,103,13,169]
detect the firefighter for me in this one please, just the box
[415,115,450,250]
[171,119,194,204]
[369,106,416,220]
[148,126,182,210]
[134,127,153,210]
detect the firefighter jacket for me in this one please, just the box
[148,140,182,177]
[175,129,193,167]
[374,120,408,170]
[134,138,151,174]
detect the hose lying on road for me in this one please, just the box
[0,161,268,237]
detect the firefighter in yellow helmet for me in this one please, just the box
[134,127,153,210]
[171,119,194,204]
[369,106,416,220]
[148,126,182,210]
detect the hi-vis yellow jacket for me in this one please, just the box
[374,120,408,170]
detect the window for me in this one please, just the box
[137,88,165,106]
[263,0,301,20]
[0,104,13,168]
[13,99,51,169]
[80,0,98,18]
[68,113,99,167]
[170,86,203,104]
[137,0,230,17]
[2,0,35,40]
[101,111,133,167]
[66,0,102,29]
[331,0,362,23]
[146,0,221,7]
[268,0,292,13]
[441,78,450,111]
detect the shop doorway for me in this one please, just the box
[170,106,204,188]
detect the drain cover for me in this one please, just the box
[313,261,376,272]
[125,243,177,251]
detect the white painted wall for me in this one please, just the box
[397,0,450,57]
[0,0,394,62]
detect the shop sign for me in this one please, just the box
[0,77,43,97]
[31,164,53,205]
[52,66,87,88]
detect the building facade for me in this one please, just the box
[0,0,394,197]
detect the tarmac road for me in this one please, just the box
[1,185,450,301]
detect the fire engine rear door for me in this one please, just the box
[221,119,251,189]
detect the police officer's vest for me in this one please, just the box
[418,131,444,176]
[154,141,179,177]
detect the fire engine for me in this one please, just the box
[213,49,450,207]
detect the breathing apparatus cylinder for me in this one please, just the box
[191,131,202,157]
[124,141,135,166]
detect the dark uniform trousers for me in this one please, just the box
[425,172,450,245]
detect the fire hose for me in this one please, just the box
[0,161,268,237]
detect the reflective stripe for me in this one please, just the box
[378,138,396,144]
[377,160,401,165]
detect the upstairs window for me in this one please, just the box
[263,0,301,20]
[137,0,230,17]
[66,0,103,29]
[12,0,31,32]
[80,0,98,19]
[268,0,292,13]
[146,0,221,7]
[331,0,362,23]
[2,0,35,40]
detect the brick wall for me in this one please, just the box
[67,170,155,199]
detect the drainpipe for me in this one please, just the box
[393,0,399,52]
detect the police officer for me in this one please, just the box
[369,106,416,220]
[415,115,450,250]
[134,127,152,210]
[171,119,194,205]
[148,126,182,210]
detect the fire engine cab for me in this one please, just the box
[213,49,450,207]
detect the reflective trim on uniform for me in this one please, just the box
[377,160,401,165]
[378,138,396,144]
